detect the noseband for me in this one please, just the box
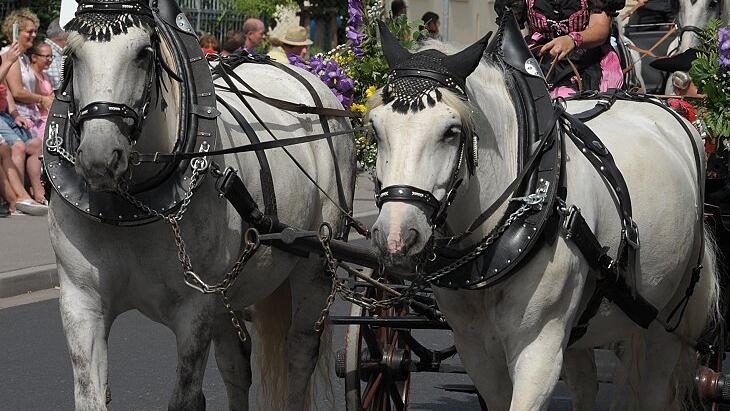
[66,1,159,142]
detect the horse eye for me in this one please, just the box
[443,126,462,140]
[138,46,154,59]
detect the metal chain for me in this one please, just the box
[336,203,534,312]
[46,123,77,165]
[119,143,257,341]
[220,290,248,342]
[314,223,341,333]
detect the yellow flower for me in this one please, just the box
[365,85,377,99]
[349,103,368,113]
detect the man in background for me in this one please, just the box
[44,18,67,90]
[268,26,313,64]
[391,0,407,17]
[242,18,266,53]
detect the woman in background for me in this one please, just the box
[1,9,48,204]
[28,40,54,138]
[496,0,626,97]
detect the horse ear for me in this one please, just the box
[377,20,412,68]
[444,31,492,80]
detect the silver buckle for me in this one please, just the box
[623,218,640,249]
[560,205,581,240]
[511,180,550,210]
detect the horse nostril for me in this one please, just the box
[403,228,419,251]
[107,149,122,170]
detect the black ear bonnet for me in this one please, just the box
[378,21,491,113]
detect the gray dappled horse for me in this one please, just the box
[46,1,354,409]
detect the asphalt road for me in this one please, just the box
[0,288,603,410]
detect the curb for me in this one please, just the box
[0,264,58,299]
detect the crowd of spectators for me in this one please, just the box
[0,9,61,217]
[196,18,314,65]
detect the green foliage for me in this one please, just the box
[231,0,293,18]
[689,19,730,141]
[333,1,428,168]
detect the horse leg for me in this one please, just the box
[457,331,513,411]
[212,311,252,411]
[168,295,216,411]
[434,289,513,411]
[286,256,332,410]
[504,254,588,411]
[58,269,113,411]
[562,348,598,411]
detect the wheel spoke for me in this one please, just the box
[387,375,405,411]
[362,324,383,360]
[362,372,383,409]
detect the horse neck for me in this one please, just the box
[452,63,519,237]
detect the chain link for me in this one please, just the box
[314,223,341,333]
[46,123,77,165]
[334,203,533,312]
[118,143,257,341]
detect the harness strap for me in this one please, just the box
[215,53,358,119]
[215,68,278,217]
[266,59,353,237]
[563,90,706,344]
[214,84,360,118]
[131,127,364,163]
[442,108,560,245]
[564,206,659,329]
[213,58,357,226]
[560,106,640,295]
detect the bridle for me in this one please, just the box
[65,1,160,143]
[674,0,721,47]
[374,69,477,228]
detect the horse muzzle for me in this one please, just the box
[371,203,432,276]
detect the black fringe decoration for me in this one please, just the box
[66,12,153,42]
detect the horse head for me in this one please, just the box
[368,23,490,275]
[676,0,720,52]
[65,0,159,191]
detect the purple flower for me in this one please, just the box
[720,27,730,68]
[347,0,364,59]
[286,54,355,109]
[347,0,363,30]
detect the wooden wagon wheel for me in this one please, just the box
[338,269,413,411]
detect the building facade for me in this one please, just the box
[387,0,496,45]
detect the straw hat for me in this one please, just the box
[275,26,313,47]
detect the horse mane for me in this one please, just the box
[64,31,87,56]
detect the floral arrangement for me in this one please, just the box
[288,0,426,168]
[689,19,730,145]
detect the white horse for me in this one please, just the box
[663,0,720,93]
[368,25,719,410]
[48,6,354,410]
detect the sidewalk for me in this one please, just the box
[0,215,57,298]
[0,171,378,299]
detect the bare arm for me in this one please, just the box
[3,80,31,128]
[5,58,53,109]
[578,12,612,49]
[0,43,21,84]
[540,12,612,60]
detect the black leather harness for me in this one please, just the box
[43,0,219,225]
[415,12,706,346]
